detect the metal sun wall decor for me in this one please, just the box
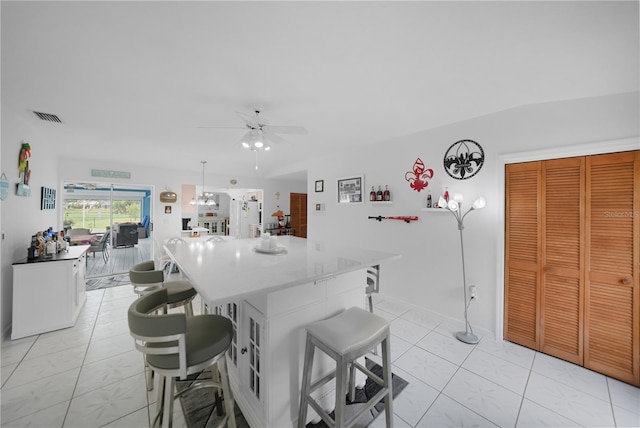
[443,139,485,180]
[405,158,434,192]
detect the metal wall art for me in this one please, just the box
[17,143,32,196]
[405,158,434,192]
[443,139,485,180]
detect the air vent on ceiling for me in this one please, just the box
[33,111,63,123]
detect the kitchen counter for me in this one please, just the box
[164,235,400,307]
[163,236,400,427]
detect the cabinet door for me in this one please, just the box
[540,157,584,364]
[241,303,265,412]
[505,161,541,349]
[585,151,639,385]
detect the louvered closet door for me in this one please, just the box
[585,151,639,385]
[540,158,584,364]
[505,162,541,349]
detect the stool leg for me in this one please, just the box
[348,362,356,402]
[162,376,175,428]
[185,301,194,317]
[217,356,237,428]
[298,335,315,428]
[382,336,393,427]
[335,355,347,428]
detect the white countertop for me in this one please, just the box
[164,236,400,306]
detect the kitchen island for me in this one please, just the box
[163,236,399,427]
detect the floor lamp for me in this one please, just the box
[438,193,486,344]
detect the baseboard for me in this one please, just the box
[376,292,496,341]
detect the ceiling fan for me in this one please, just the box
[199,104,308,152]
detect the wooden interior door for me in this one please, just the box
[585,151,639,385]
[504,161,541,349]
[290,193,307,238]
[540,157,584,364]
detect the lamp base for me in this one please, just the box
[456,331,480,344]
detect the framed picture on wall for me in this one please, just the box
[41,186,56,210]
[315,180,324,192]
[337,176,363,204]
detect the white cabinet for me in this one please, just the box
[198,217,228,235]
[222,269,365,428]
[11,246,88,340]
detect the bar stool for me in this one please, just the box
[129,260,196,316]
[298,307,393,428]
[128,288,236,428]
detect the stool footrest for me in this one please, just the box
[351,361,384,388]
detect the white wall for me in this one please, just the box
[1,109,60,332]
[306,92,640,338]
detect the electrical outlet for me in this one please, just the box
[469,284,477,299]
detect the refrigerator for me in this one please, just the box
[229,200,260,239]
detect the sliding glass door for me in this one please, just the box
[63,182,153,288]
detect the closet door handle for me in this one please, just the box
[620,278,631,285]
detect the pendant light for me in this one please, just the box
[190,161,217,206]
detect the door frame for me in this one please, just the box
[495,137,639,340]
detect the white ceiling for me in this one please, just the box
[2,1,638,179]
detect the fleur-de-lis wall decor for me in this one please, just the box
[443,140,485,180]
[405,158,434,192]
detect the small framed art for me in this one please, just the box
[41,186,56,210]
[315,180,324,192]
[337,176,363,204]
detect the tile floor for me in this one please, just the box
[2,285,639,428]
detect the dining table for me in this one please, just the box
[163,235,400,428]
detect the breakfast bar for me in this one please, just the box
[163,236,399,427]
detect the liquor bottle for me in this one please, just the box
[369,186,376,202]
[444,187,450,202]
[376,186,383,201]
[426,191,432,208]
[383,185,390,201]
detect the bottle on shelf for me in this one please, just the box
[369,186,376,202]
[376,186,383,201]
[444,187,450,202]
[383,185,391,201]
[426,191,432,208]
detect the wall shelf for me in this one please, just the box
[421,208,447,212]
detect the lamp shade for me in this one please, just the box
[453,193,464,203]
[472,196,486,210]
[438,196,447,208]
[448,200,459,212]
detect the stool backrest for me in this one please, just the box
[129,260,164,285]
[128,288,189,378]
[366,264,380,295]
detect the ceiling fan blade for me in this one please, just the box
[264,125,308,135]
[236,111,262,128]
[262,129,285,144]
[197,126,247,129]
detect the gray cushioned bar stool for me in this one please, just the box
[129,260,196,317]
[298,306,393,428]
[128,288,236,428]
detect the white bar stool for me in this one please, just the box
[298,306,393,428]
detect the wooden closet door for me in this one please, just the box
[540,157,584,364]
[585,151,639,386]
[505,162,541,349]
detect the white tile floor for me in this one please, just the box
[2,286,639,428]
